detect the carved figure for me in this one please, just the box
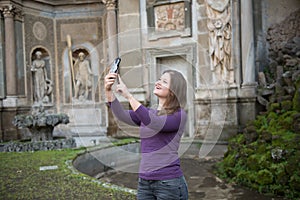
[206,0,233,84]
[31,51,52,103]
[73,52,93,100]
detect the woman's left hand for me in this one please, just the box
[116,75,132,99]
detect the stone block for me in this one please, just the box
[67,106,106,137]
[119,31,141,53]
[119,15,141,32]
[198,33,209,49]
[120,66,144,89]
[119,0,140,14]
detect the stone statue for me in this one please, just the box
[31,51,52,103]
[73,52,93,101]
[206,0,233,84]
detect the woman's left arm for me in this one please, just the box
[134,105,187,132]
[115,75,187,132]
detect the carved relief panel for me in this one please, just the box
[154,2,185,32]
[147,0,191,40]
[206,0,233,85]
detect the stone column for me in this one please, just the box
[238,0,257,128]
[102,0,119,136]
[241,0,256,86]
[102,0,118,62]
[0,5,19,141]
[1,5,17,96]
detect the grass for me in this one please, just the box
[0,147,136,200]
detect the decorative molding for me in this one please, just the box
[0,4,23,20]
[0,4,16,18]
[33,21,47,41]
[102,0,116,10]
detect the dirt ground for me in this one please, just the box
[99,144,285,200]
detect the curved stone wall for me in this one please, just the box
[73,143,140,177]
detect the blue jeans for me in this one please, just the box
[137,176,188,200]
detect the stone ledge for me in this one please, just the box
[0,138,76,152]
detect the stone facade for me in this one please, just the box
[0,0,299,142]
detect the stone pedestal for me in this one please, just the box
[195,85,239,141]
[68,107,106,135]
[63,103,107,146]
[238,84,257,129]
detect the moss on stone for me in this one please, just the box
[269,103,281,113]
[292,78,300,112]
[281,100,293,111]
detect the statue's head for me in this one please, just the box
[78,52,85,61]
[35,51,42,59]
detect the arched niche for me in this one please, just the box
[62,42,100,104]
[30,47,53,104]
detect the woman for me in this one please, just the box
[105,69,188,200]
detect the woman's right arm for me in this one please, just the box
[104,73,116,102]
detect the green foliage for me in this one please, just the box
[257,169,274,185]
[216,98,300,198]
[293,78,300,112]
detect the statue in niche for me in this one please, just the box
[206,0,233,84]
[31,51,53,104]
[73,52,93,101]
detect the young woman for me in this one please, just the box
[105,69,188,200]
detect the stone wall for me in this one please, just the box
[257,8,300,110]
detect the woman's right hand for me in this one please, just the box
[104,73,117,91]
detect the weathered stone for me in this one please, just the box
[13,109,69,142]
[286,58,298,67]
[0,138,76,152]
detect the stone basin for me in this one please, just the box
[72,141,221,178]
[73,142,141,178]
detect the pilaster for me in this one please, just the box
[0,4,17,96]
[102,0,118,62]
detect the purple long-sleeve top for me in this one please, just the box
[109,98,187,180]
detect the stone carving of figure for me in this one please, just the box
[73,52,93,100]
[31,51,52,103]
[206,0,233,84]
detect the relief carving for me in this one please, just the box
[154,2,185,32]
[206,0,233,84]
[33,21,47,41]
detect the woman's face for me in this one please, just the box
[153,72,171,98]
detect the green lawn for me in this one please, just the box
[0,148,136,200]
